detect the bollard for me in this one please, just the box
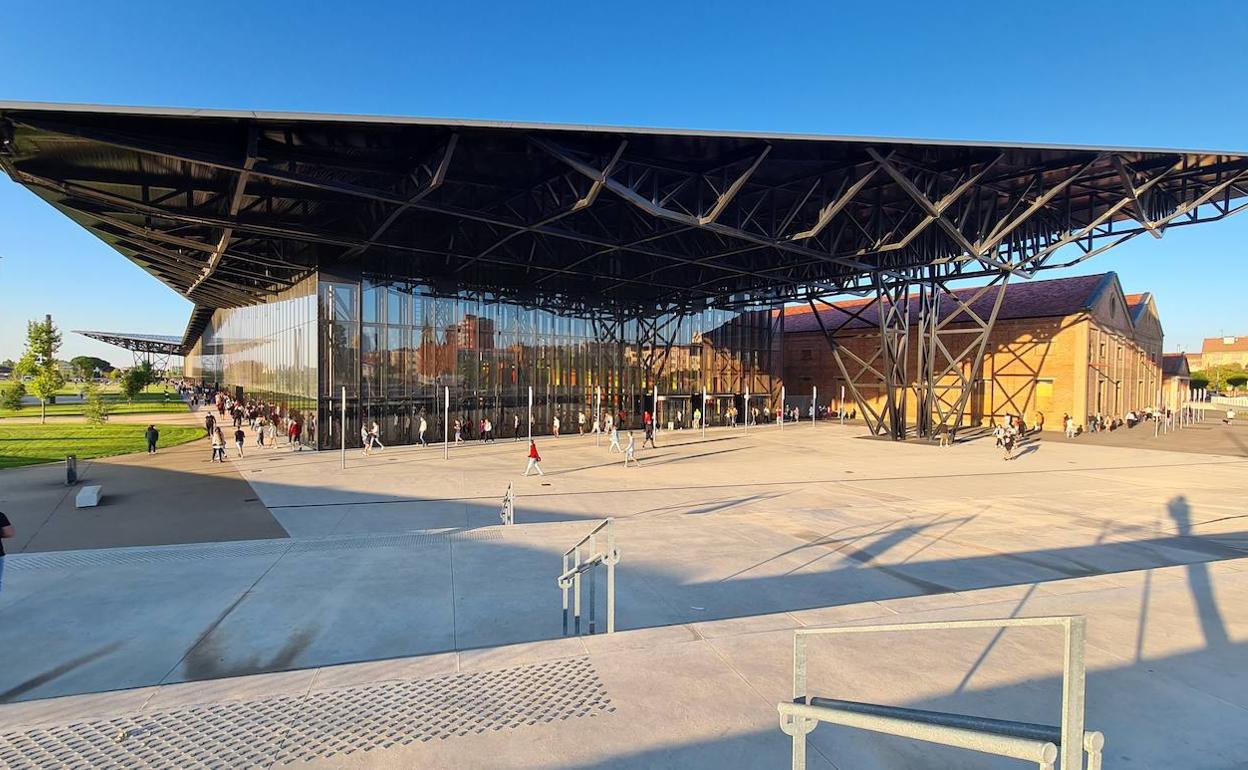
[66,454,78,485]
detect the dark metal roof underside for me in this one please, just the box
[75,329,187,355]
[4,102,1248,349]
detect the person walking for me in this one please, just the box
[1064,414,1077,439]
[454,419,464,445]
[513,413,521,441]
[578,411,586,435]
[256,416,267,447]
[369,420,384,452]
[204,412,216,438]
[234,426,246,457]
[523,439,544,476]
[623,431,639,468]
[693,407,701,430]
[483,417,494,442]
[642,419,656,448]
[608,424,622,453]
[360,424,372,456]
[1002,423,1017,461]
[211,427,227,463]
[419,414,428,447]
[0,511,14,593]
[552,414,561,438]
[289,420,302,451]
[145,424,159,454]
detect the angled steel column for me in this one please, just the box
[876,274,914,440]
[914,271,1011,440]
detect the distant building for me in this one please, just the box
[1161,354,1191,411]
[1196,335,1248,370]
[783,272,1164,430]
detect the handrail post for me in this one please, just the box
[561,552,570,635]
[1060,617,1087,770]
[606,519,617,634]
[573,548,582,635]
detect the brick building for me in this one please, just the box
[1194,335,1248,370]
[782,272,1164,431]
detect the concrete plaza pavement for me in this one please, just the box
[1,423,1246,767]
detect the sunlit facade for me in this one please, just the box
[187,271,783,450]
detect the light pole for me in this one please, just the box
[443,386,449,460]
[812,385,817,423]
[595,386,601,447]
[340,386,346,469]
[744,385,750,435]
[527,385,533,442]
[780,385,785,430]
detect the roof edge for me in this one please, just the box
[3,99,1247,157]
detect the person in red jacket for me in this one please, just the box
[524,439,544,476]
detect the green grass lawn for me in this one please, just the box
[0,389,189,419]
[0,423,204,469]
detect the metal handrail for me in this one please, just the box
[558,518,620,635]
[779,616,1104,770]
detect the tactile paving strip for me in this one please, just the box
[6,529,503,571]
[0,656,613,768]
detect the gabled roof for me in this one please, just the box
[1162,353,1190,377]
[782,273,1118,334]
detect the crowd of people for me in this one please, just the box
[190,383,314,463]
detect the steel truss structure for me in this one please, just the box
[74,329,184,370]
[5,103,1248,437]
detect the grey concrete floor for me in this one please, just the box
[1,423,1245,768]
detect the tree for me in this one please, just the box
[82,381,110,424]
[119,367,146,403]
[134,359,156,390]
[70,356,112,380]
[0,380,25,411]
[1228,373,1248,393]
[1190,373,1210,391]
[17,317,66,424]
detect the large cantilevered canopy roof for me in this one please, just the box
[4,101,1248,346]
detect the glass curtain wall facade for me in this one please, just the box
[186,274,319,448]
[316,275,781,450]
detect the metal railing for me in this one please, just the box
[778,616,1104,770]
[500,481,515,526]
[558,518,620,635]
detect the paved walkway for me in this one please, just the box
[1,424,1245,767]
[0,424,286,553]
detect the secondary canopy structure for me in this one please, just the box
[74,330,185,368]
[5,101,1247,438]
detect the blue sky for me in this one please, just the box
[2,1,1247,363]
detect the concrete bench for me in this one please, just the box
[75,485,103,508]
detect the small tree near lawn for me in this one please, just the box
[17,316,66,424]
[0,380,25,411]
[82,381,110,424]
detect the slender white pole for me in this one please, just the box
[528,385,533,442]
[745,386,750,435]
[813,385,817,423]
[595,386,601,447]
[340,386,346,469]
[655,384,660,434]
[702,386,707,440]
[443,386,449,460]
[780,385,785,430]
